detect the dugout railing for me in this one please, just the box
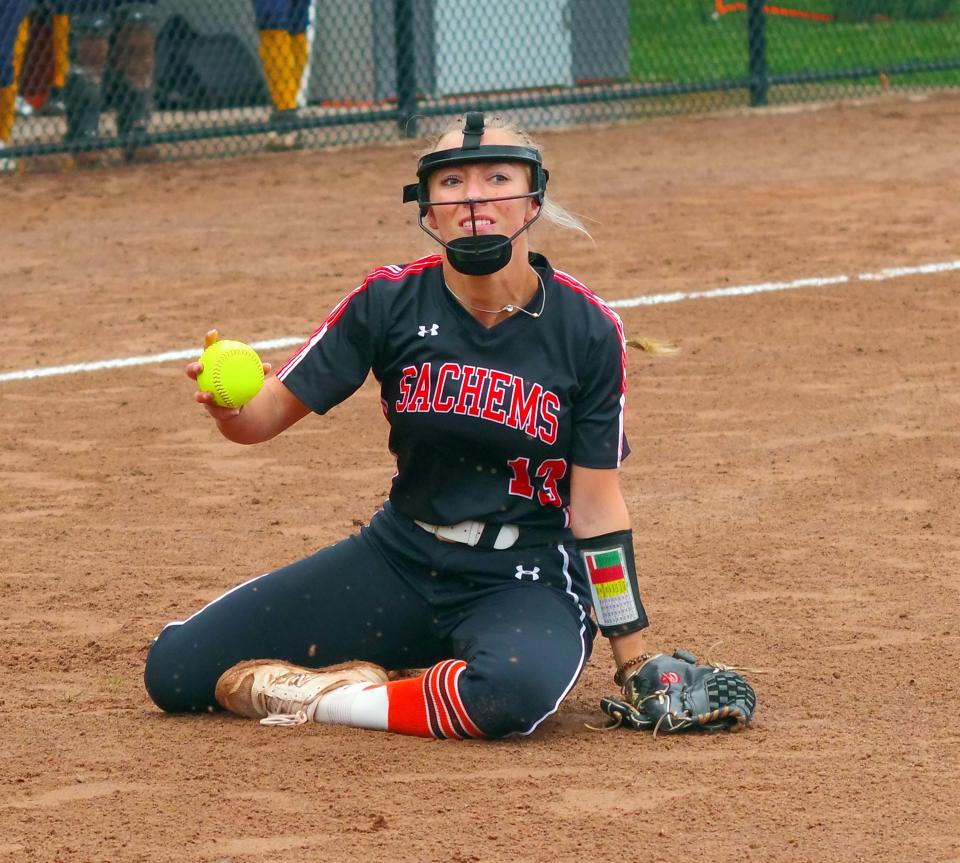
[1,0,959,169]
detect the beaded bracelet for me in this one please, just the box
[614,653,650,688]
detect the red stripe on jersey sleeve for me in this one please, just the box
[552,269,628,396]
[552,269,628,466]
[276,255,443,379]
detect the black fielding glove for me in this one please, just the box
[599,649,757,735]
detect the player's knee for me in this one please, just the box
[464,662,567,739]
[143,633,181,712]
[143,626,215,713]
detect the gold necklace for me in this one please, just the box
[444,269,546,319]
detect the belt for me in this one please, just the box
[414,519,520,550]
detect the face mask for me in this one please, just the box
[402,112,549,276]
[418,193,546,276]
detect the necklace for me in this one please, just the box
[444,268,547,319]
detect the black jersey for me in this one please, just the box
[277,252,629,531]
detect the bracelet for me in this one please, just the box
[614,653,650,687]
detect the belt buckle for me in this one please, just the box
[492,524,519,550]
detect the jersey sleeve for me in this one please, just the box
[570,312,630,468]
[275,280,380,415]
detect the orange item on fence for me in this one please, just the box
[715,0,833,21]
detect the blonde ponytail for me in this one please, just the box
[626,337,678,355]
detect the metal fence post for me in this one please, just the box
[747,0,768,106]
[394,0,417,137]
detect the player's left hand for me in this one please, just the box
[597,649,757,736]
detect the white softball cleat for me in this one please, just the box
[215,659,388,726]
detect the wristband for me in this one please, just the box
[578,529,649,637]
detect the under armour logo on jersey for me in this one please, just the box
[418,324,439,337]
[514,565,540,581]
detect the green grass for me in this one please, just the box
[628,0,960,91]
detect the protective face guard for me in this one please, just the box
[402,112,550,276]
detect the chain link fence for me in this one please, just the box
[1,0,958,169]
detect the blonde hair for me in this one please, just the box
[626,337,678,355]
[424,115,593,240]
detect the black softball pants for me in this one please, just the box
[144,502,596,738]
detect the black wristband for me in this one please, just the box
[578,528,649,637]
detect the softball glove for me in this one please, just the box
[600,649,757,736]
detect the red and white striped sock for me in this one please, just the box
[313,659,485,739]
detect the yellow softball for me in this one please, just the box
[196,339,265,408]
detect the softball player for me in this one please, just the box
[37,2,73,116]
[60,0,157,162]
[144,113,651,739]
[251,0,310,143]
[0,0,31,170]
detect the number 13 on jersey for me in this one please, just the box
[507,457,568,507]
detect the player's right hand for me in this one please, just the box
[187,364,242,421]
[186,329,271,423]
[185,352,242,421]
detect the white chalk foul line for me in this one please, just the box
[606,273,851,308]
[2,258,958,384]
[0,337,305,383]
[607,258,960,310]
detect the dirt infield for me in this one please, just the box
[2,92,959,863]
